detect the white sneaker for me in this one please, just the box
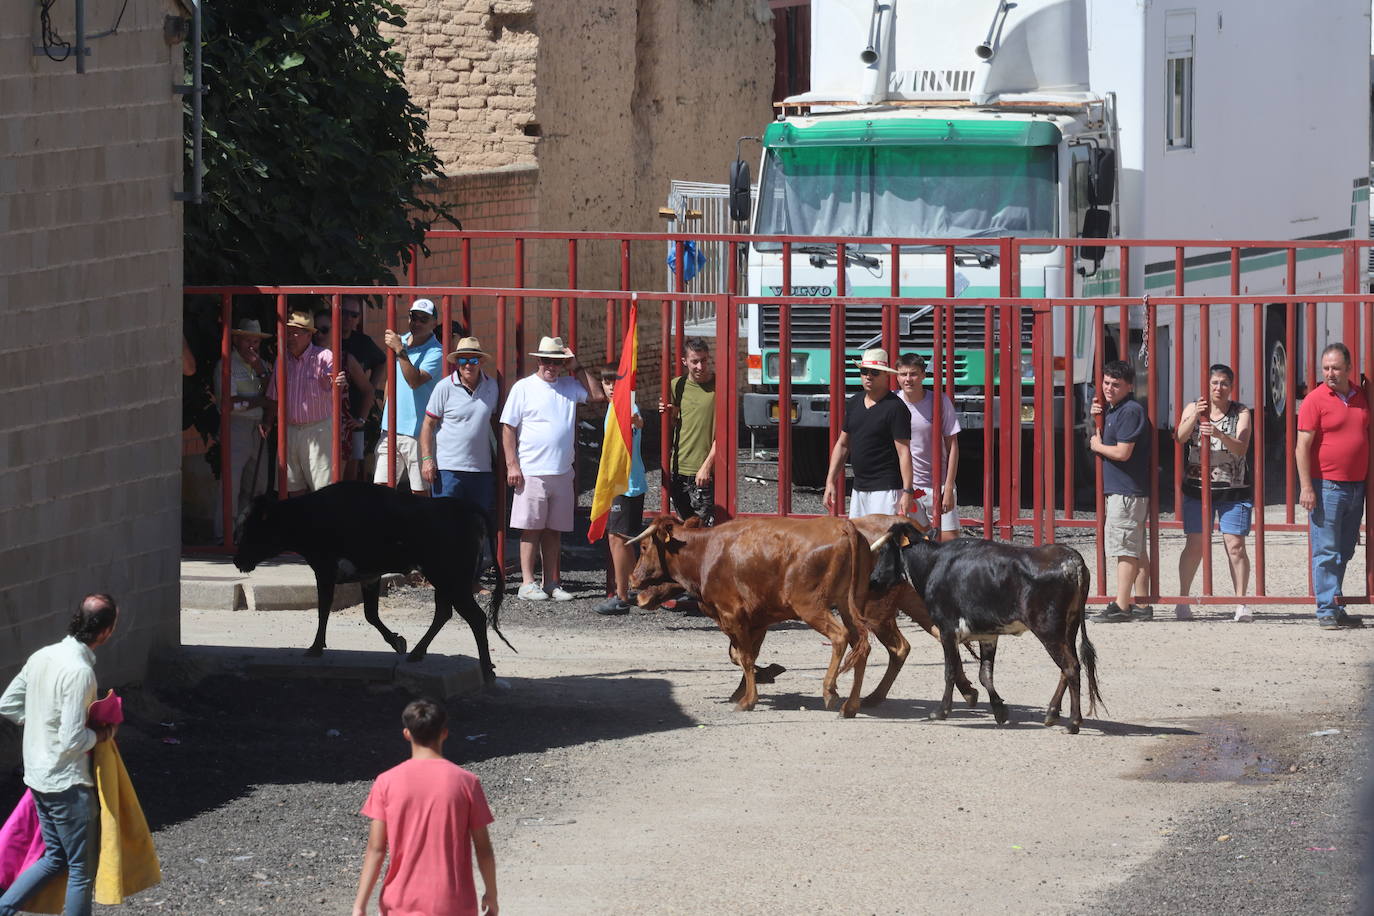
[547,585,574,601]
[517,582,548,601]
[1233,605,1254,623]
[1173,603,1194,620]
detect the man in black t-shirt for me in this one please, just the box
[340,295,386,480]
[822,348,915,518]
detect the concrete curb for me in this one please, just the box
[181,557,405,613]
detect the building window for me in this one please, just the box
[1166,12,1195,150]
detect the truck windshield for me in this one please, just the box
[754,144,1056,248]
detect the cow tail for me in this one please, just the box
[836,521,872,677]
[480,512,515,653]
[1075,560,1104,715]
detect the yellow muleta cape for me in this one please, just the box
[23,740,161,912]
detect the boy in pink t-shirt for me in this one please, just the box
[353,699,497,916]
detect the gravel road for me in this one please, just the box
[2,466,1369,914]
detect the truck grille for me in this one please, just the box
[760,305,1034,350]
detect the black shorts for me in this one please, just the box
[607,493,645,537]
[669,474,715,525]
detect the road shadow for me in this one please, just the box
[0,665,694,835]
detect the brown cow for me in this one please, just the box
[628,515,873,717]
[851,514,978,710]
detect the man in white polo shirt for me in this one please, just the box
[0,594,119,916]
[500,336,598,601]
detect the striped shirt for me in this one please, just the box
[268,344,335,425]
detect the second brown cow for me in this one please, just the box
[628,515,874,717]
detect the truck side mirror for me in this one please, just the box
[1089,148,1116,207]
[1077,207,1111,263]
[729,159,751,223]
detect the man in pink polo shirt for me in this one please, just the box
[1296,342,1369,630]
[265,311,347,496]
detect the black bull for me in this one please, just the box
[233,482,511,679]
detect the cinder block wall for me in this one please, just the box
[0,1,185,701]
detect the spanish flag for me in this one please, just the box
[588,298,639,542]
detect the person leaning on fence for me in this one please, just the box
[1174,364,1255,622]
[313,308,376,470]
[212,318,272,537]
[1088,359,1154,622]
[420,337,500,511]
[264,311,349,496]
[895,352,961,540]
[353,698,496,916]
[593,366,647,616]
[375,298,444,496]
[1296,342,1368,630]
[822,348,915,518]
[658,337,718,525]
[500,336,598,602]
[340,295,386,481]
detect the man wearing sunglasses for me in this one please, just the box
[420,337,500,511]
[374,298,444,496]
[822,348,915,519]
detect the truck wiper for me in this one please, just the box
[793,244,881,270]
[903,244,999,269]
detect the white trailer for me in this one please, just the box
[735,0,1370,483]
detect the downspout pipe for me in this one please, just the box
[858,1,894,105]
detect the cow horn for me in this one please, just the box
[623,524,656,546]
[870,532,893,552]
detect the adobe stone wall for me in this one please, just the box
[0,0,185,705]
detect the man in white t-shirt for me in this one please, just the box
[499,336,598,601]
[896,352,962,541]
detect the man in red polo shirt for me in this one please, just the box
[1296,342,1369,629]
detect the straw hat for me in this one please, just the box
[231,318,270,339]
[854,348,896,373]
[285,311,315,332]
[529,335,575,360]
[448,336,490,362]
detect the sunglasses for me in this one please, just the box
[858,368,881,377]
[538,358,565,366]
[453,357,481,366]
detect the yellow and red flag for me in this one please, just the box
[588,297,639,542]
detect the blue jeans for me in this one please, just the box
[1309,479,1366,621]
[432,469,494,512]
[0,784,99,916]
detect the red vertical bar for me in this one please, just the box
[494,296,507,573]
[998,239,1014,539]
[1365,300,1374,600]
[1093,303,1105,594]
[514,238,526,379]
[460,237,472,331]
[1042,304,1056,544]
[567,238,578,353]
[1252,301,1266,597]
[1199,302,1213,598]
[330,293,342,484]
[219,292,233,548]
[717,293,738,518]
[1174,248,1186,525]
[1120,245,1131,297]
[984,302,995,540]
[1306,301,1318,394]
[408,243,419,287]
[441,295,453,362]
[779,243,793,516]
[1286,249,1298,523]
[1345,243,1361,379]
[276,293,289,498]
[1230,248,1241,394]
[945,245,956,401]
[605,298,615,363]
[385,293,397,489]
[931,246,953,531]
[1031,304,1044,545]
[1063,295,1074,521]
[1145,297,1158,601]
[659,293,672,515]
[832,242,847,515]
[620,239,632,338]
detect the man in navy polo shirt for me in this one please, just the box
[1296,342,1369,629]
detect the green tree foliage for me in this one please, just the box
[185,0,453,285]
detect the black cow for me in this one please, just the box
[233,481,510,680]
[871,523,1103,733]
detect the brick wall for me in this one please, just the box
[0,1,185,697]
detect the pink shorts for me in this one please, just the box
[509,471,576,532]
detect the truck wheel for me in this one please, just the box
[1264,313,1288,426]
[789,428,829,489]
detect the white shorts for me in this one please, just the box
[374,433,423,492]
[850,488,902,518]
[510,471,576,532]
[286,420,333,492]
[911,486,961,532]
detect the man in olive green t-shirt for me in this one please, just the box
[657,337,718,524]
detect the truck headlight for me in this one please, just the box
[766,352,810,382]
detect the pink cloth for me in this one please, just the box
[268,344,335,425]
[361,758,493,916]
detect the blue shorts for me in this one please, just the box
[433,469,494,513]
[1181,492,1252,536]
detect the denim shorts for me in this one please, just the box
[1181,492,1253,536]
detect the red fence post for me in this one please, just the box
[330,293,342,485]
[219,292,233,548]
[495,295,508,575]
[276,292,289,498]
[1252,301,1267,597]
[385,293,397,489]
[778,243,794,516]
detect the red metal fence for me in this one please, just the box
[187,230,1374,607]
